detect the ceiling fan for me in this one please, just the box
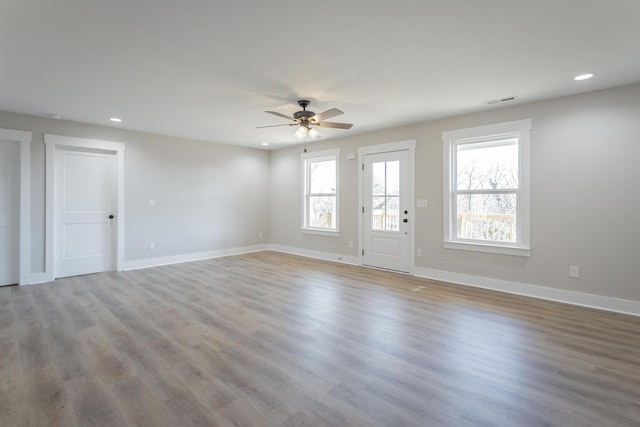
[257,99,353,139]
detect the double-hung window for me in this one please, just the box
[302,149,339,234]
[443,119,531,256]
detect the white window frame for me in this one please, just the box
[442,119,531,256]
[301,148,340,236]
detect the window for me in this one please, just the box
[371,160,401,232]
[302,149,339,234]
[443,119,531,256]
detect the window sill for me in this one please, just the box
[443,241,530,257]
[301,228,341,237]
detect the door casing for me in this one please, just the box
[0,128,31,285]
[358,140,416,274]
[44,134,125,281]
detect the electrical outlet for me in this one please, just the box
[149,241,155,251]
[569,265,579,278]
[416,248,423,257]
[349,240,353,248]
[258,231,263,239]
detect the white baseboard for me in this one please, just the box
[28,242,640,317]
[122,244,270,271]
[268,244,360,266]
[414,266,640,317]
[27,272,52,285]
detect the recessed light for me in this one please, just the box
[574,73,594,81]
[110,117,122,122]
[261,142,269,146]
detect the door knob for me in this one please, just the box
[403,218,408,223]
[108,215,114,219]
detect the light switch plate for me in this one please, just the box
[569,265,579,278]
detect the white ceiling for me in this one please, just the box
[2,0,639,149]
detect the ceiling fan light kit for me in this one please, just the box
[258,99,353,141]
[294,125,308,139]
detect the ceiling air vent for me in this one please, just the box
[486,96,517,105]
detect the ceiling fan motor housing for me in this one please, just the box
[294,100,315,122]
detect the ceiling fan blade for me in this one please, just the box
[316,121,353,129]
[256,123,296,128]
[265,110,295,121]
[312,108,343,122]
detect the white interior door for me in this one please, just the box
[363,150,411,272]
[55,148,117,278]
[0,140,19,285]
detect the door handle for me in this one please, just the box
[108,215,114,219]
[403,218,408,223]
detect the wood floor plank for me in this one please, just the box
[0,344,22,427]
[217,398,283,427]
[166,354,238,412]
[64,376,128,427]
[15,317,51,373]
[44,322,91,382]
[2,251,640,426]
[76,325,134,386]
[108,375,180,427]
[19,365,78,427]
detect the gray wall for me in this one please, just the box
[3,83,639,304]
[0,111,270,274]
[270,83,640,302]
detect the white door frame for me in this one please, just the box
[44,134,125,281]
[0,128,31,285]
[357,139,416,274]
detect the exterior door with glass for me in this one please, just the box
[363,150,411,272]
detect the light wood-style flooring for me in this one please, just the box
[1,251,640,426]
